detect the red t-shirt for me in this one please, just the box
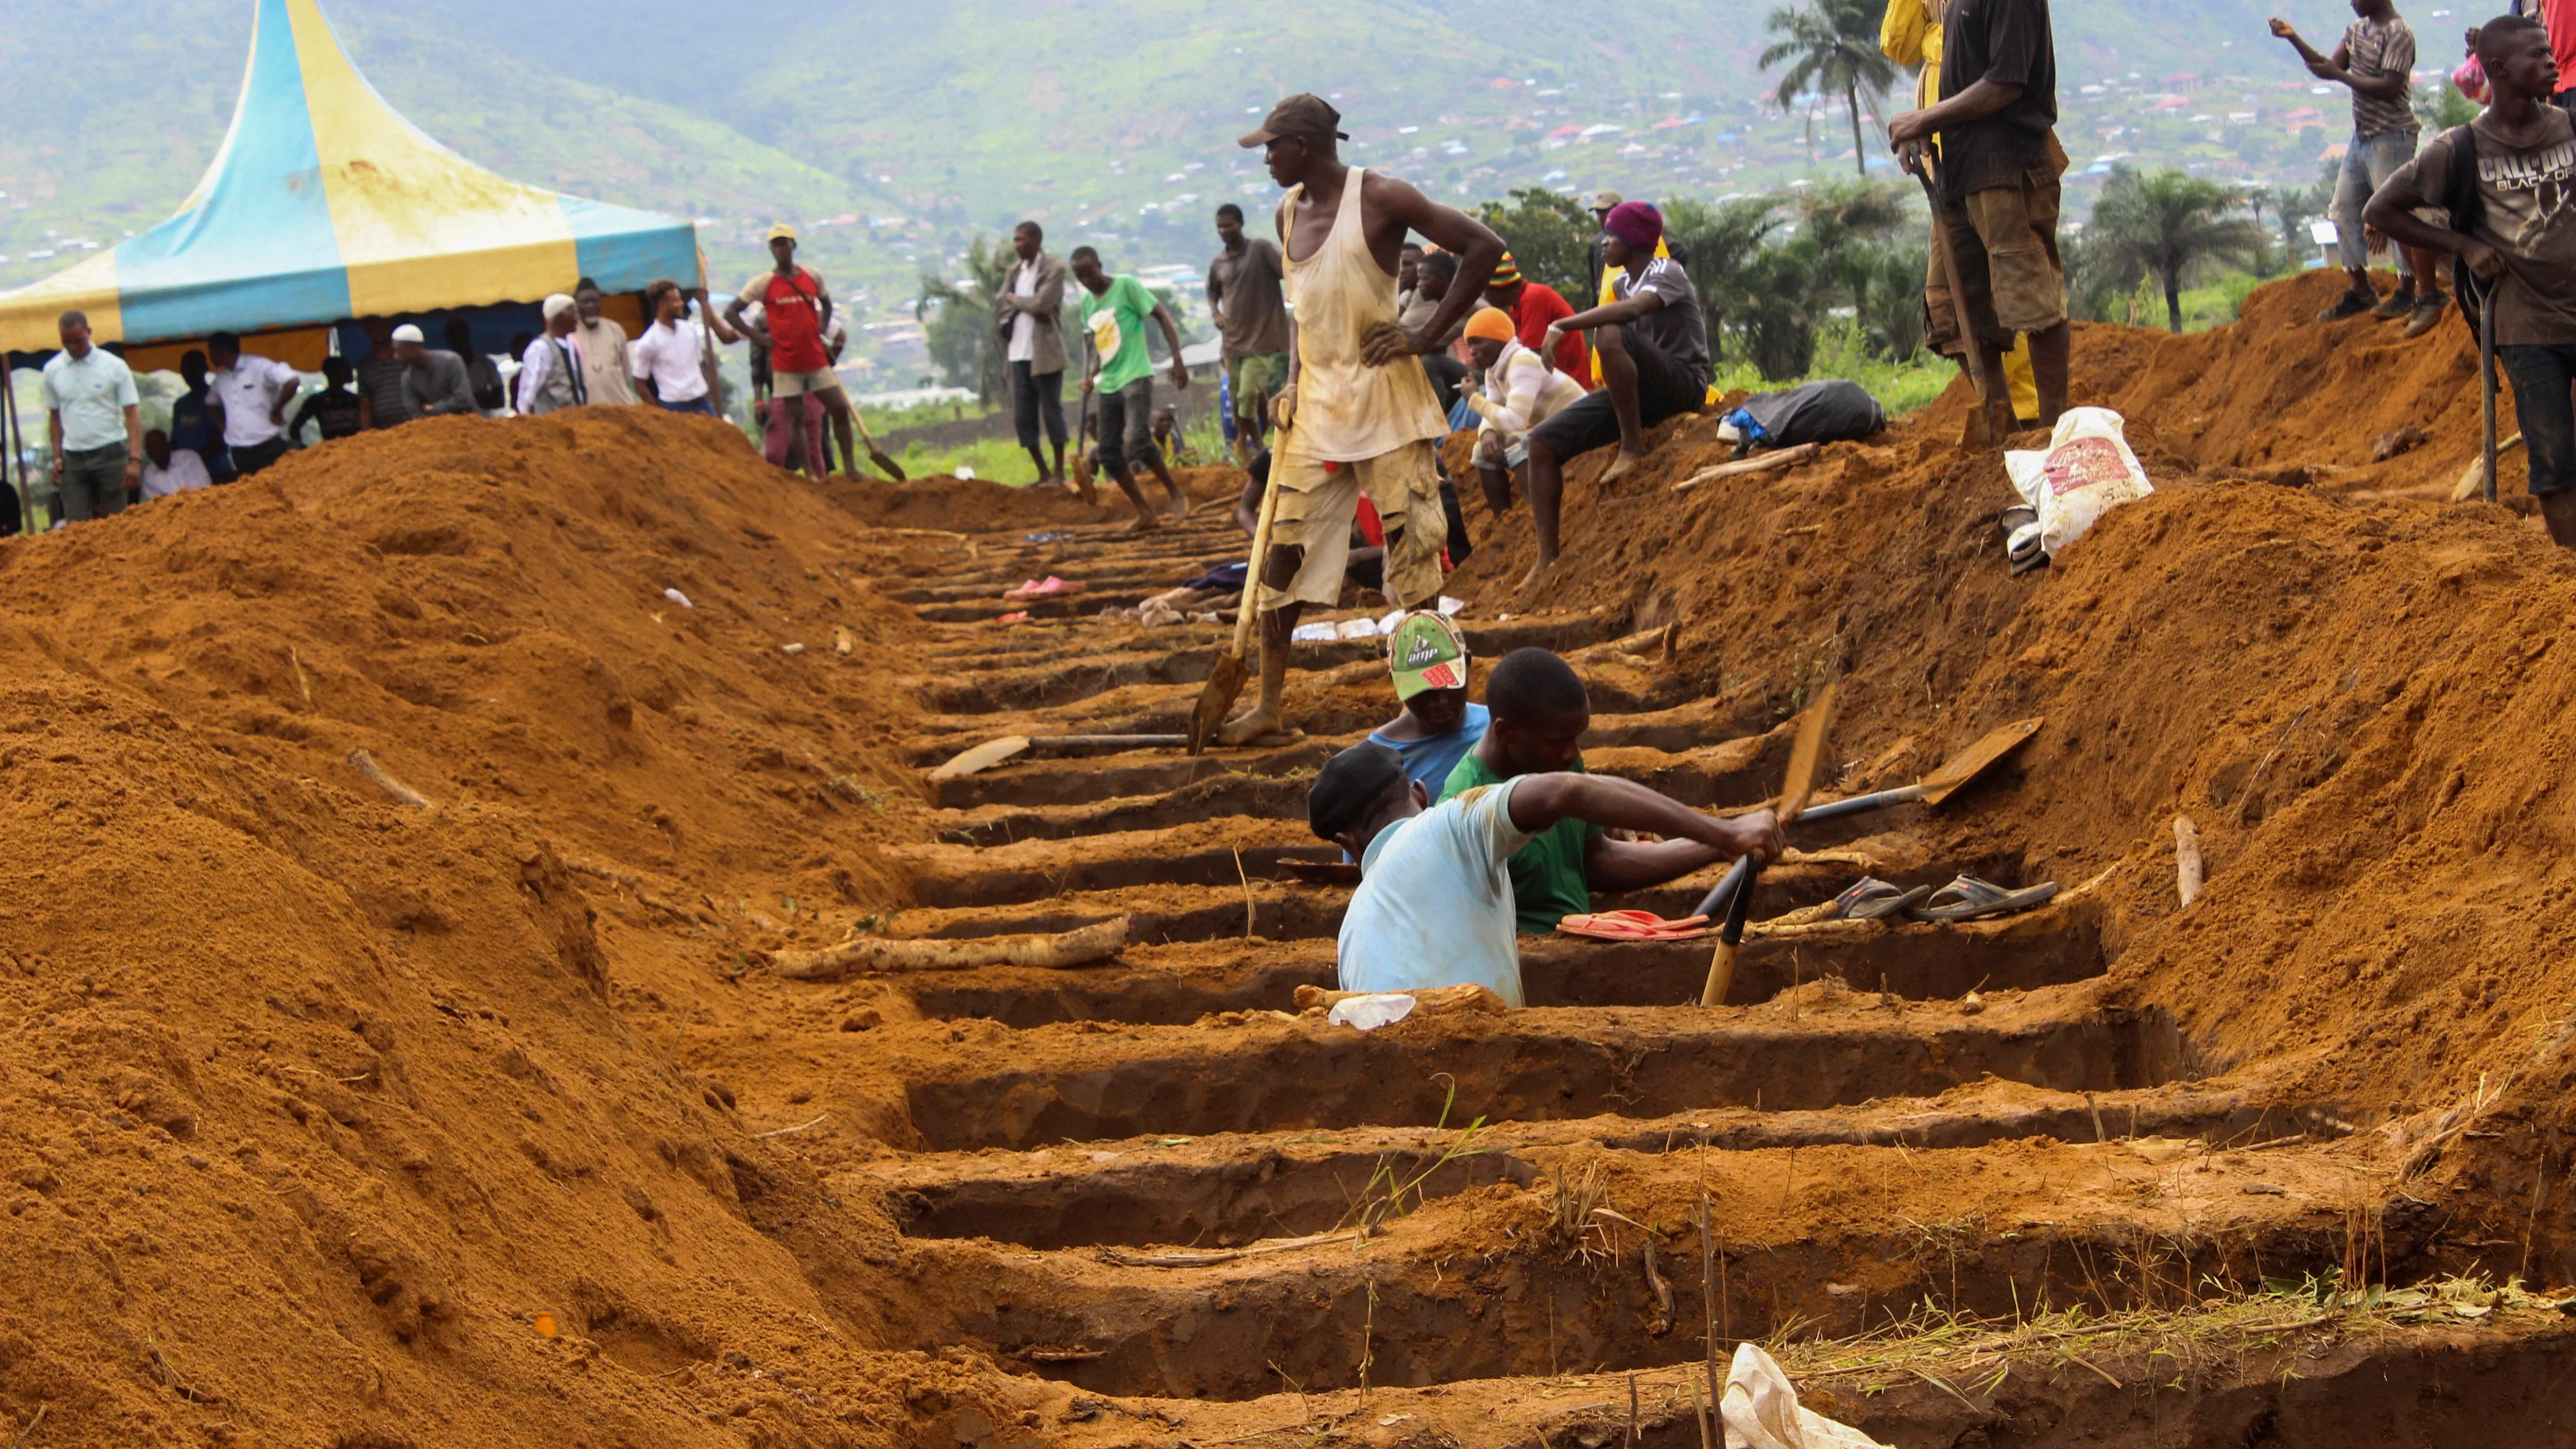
[1510,283,1591,385]
[2549,0,2576,89]
[754,268,831,373]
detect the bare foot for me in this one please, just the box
[1517,556,1555,592]
[1165,491,1192,521]
[1214,701,1284,746]
[1600,448,1650,484]
[1129,510,1163,533]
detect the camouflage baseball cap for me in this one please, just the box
[1388,612,1469,702]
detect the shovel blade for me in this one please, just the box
[928,735,1031,781]
[1918,716,2043,806]
[870,448,908,482]
[1070,454,1099,505]
[1187,652,1251,755]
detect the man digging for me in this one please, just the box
[1310,736,1781,1005]
[1216,94,1506,746]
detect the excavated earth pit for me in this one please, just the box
[13,273,2576,1446]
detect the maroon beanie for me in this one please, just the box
[1603,200,1663,251]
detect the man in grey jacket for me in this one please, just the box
[993,220,1072,487]
[392,324,480,420]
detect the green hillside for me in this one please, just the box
[2,0,2401,379]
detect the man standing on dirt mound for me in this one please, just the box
[727,226,853,482]
[1215,94,1506,748]
[2368,14,2576,545]
[1887,0,2071,440]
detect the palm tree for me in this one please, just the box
[914,236,1019,403]
[1760,0,1900,179]
[2086,166,2265,333]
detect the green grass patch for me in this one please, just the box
[1709,321,1956,418]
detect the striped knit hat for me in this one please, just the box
[1487,251,1523,287]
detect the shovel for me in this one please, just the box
[1070,336,1102,505]
[1699,678,1836,1007]
[1907,152,2002,451]
[925,733,1190,780]
[1187,427,1288,755]
[2479,282,2499,505]
[1688,714,2042,920]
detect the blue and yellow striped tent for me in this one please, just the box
[0,0,698,360]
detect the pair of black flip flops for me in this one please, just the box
[1825,875,2058,923]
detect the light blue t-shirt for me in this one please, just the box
[1339,776,1535,1007]
[1367,703,1489,799]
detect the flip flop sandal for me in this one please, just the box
[1824,877,1934,922]
[1908,875,2059,923]
[1005,575,1089,602]
[1814,880,1917,926]
[1555,910,1714,942]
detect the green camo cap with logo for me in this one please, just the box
[1387,612,1469,702]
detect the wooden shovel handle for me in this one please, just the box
[1698,849,1764,1007]
[1232,427,1289,656]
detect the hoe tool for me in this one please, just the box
[1186,426,1287,754]
[1699,677,1837,1007]
[1688,714,2042,922]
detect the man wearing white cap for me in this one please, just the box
[392,323,479,419]
[517,294,589,417]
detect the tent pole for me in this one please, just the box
[3,360,29,536]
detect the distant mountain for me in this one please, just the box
[2,0,2388,378]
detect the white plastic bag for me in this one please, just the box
[2004,406,2154,558]
[1326,993,1417,1031]
[1721,1343,1892,1449]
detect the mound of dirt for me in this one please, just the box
[0,408,1029,1445]
[1435,268,2576,1250]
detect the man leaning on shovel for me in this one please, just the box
[2367,14,2576,547]
[1210,95,1506,747]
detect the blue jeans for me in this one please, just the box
[2501,343,2576,497]
[655,394,717,416]
[2334,128,2422,277]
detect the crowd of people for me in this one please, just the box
[24,250,860,523]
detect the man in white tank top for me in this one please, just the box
[1217,94,1508,746]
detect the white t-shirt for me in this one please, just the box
[1338,776,1535,1007]
[141,449,212,500]
[1006,260,1041,364]
[213,355,301,447]
[632,316,711,402]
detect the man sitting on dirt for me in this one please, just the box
[1441,649,1755,933]
[1310,734,1781,1004]
[1367,612,1488,796]
[1216,93,1505,746]
[1518,202,1713,586]
[1462,305,1585,520]
[1482,253,1590,379]
[2368,14,2576,545]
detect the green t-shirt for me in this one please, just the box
[1439,753,1602,934]
[1082,275,1160,393]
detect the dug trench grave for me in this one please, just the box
[763,483,2387,1416]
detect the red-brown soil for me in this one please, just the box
[8,270,2576,1447]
